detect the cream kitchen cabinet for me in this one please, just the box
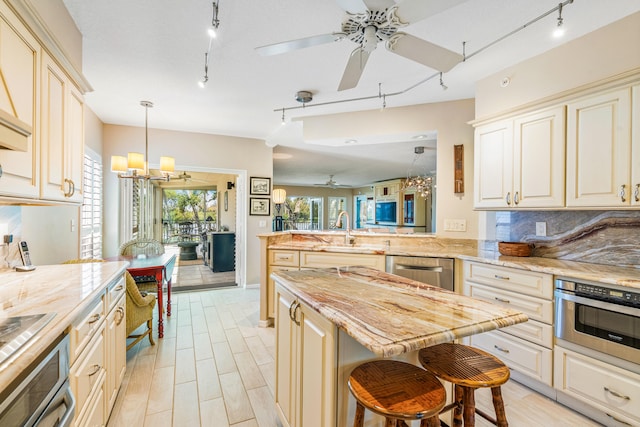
[374,179,401,202]
[275,285,336,427]
[0,1,40,199]
[566,87,635,207]
[105,278,126,416]
[474,106,565,209]
[555,345,640,426]
[463,261,555,390]
[40,52,84,203]
[267,250,300,319]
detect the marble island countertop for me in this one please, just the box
[0,261,128,390]
[272,267,529,357]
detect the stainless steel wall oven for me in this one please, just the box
[0,334,75,427]
[555,278,640,365]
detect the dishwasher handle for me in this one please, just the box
[395,264,444,273]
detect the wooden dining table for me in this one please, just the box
[107,253,176,338]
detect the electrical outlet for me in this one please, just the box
[444,219,467,232]
[536,222,547,236]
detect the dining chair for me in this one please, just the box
[119,238,165,293]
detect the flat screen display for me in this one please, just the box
[375,201,397,224]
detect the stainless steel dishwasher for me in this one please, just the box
[386,256,454,291]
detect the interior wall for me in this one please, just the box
[475,11,640,119]
[300,99,476,239]
[102,124,272,286]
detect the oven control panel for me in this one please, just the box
[575,283,640,307]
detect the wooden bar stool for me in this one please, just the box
[348,359,446,427]
[418,343,510,427]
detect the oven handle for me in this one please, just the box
[35,381,76,427]
[555,289,640,317]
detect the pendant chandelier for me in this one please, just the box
[110,101,174,180]
[401,146,435,197]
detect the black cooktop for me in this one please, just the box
[0,313,56,366]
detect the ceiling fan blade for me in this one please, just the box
[335,0,368,14]
[256,33,344,56]
[392,0,466,24]
[386,33,462,72]
[338,47,370,91]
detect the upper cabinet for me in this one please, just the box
[566,87,635,207]
[41,53,84,202]
[0,4,87,204]
[0,2,40,199]
[474,106,565,209]
[474,75,640,210]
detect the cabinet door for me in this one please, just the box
[513,106,566,208]
[106,294,126,414]
[40,53,66,201]
[66,85,84,202]
[0,4,40,199]
[298,304,336,427]
[268,265,298,318]
[474,120,513,208]
[632,85,640,206]
[275,287,297,427]
[566,88,631,207]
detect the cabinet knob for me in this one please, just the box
[619,184,626,203]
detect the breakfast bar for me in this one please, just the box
[271,266,528,426]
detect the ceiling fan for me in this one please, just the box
[256,0,465,91]
[314,174,351,189]
[170,171,193,182]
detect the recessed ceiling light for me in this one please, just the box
[344,139,357,144]
[273,153,293,160]
[412,134,428,140]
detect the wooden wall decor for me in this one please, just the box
[454,144,464,193]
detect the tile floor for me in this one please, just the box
[108,285,603,427]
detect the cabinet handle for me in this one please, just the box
[63,179,75,197]
[604,387,630,400]
[513,191,519,205]
[88,364,101,377]
[494,297,510,304]
[88,313,101,324]
[494,275,510,280]
[293,302,301,326]
[619,184,626,202]
[505,192,511,205]
[606,413,632,426]
[289,300,300,325]
[494,345,510,353]
[634,184,640,202]
[114,285,124,291]
[116,306,125,326]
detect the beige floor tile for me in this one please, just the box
[146,366,175,415]
[225,328,249,353]
[143,410,173,427]
[233,351,266,390]
[220,371,255,425]
[193,332,214,360]
[175,347,197,383]
[154,337,177,368]
[176,325,194,349]
[196,358,222,401]
[200,398,229,427]
[247,386,279,427]
[173,381,201,426]
[212,341,238,375]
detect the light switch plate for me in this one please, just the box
[536,222,547,236]
[444,219,467,232]
[258,220,266,228]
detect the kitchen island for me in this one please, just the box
[272,266,528,427]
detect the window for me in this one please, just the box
[81,150,102,259]
[328,197,346,229]
[281,196,322,230]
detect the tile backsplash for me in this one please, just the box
[495,210,640,268]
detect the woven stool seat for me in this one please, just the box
[348,359,446,427]
[418,343,510,427]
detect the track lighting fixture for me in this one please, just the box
[439,72,448,91]
[553,2,566,38]
[198,52,210,88]
[208,1,220,39]
[281,108,286,125]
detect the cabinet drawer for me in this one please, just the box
[464,282,553,324]
[74,373,106,427]
[300,251,385,270]
[70,296,105,364]
[465,262,553,299]
[71,328,105,421]
[555,346,640,423]
[500,318,553,348]
[106,276,125,312]
[470,330,552,386]
[269,250,300,267]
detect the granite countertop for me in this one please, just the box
[0,261,128,389]
[272,267,528,357]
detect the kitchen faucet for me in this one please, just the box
[336,211,355,245]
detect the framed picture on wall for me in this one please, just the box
[250,197,270,216]
[250,177,271,195]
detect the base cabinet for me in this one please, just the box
[555,345,640,426]
[105,292,126,415]
[275,285,336,427]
